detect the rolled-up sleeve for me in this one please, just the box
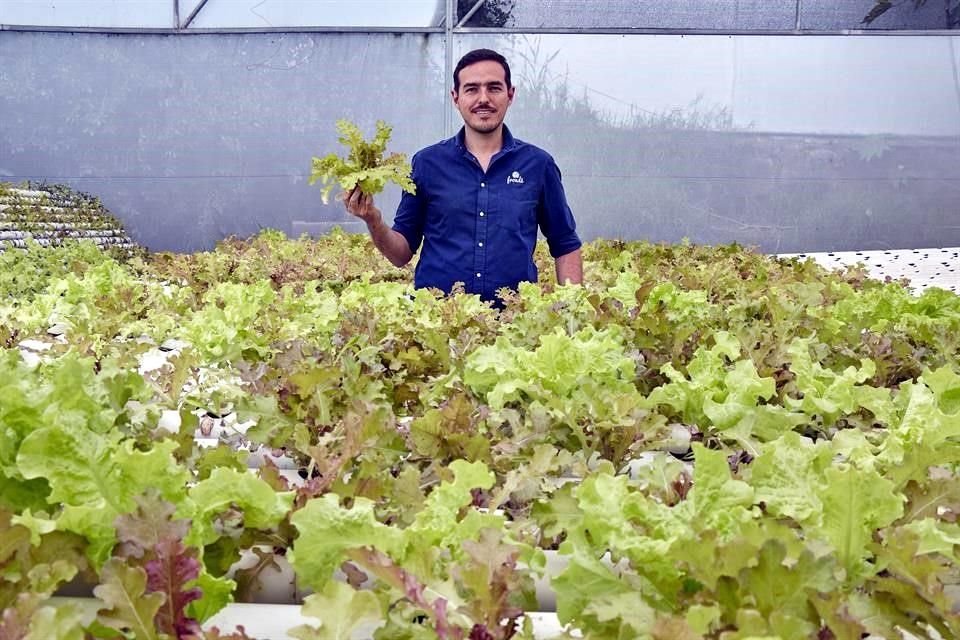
[538,157,582,258]
[391,152,426,255]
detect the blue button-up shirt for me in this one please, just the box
[392,126,581,303]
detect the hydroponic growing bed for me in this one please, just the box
[2,227,959,640]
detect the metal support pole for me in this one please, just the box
[174,0,180,29]
[444,0,456,136]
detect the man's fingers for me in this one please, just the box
[343,187,363,215]
[355,189,371,212]
[341,187,378,223]
[356,191,374,212]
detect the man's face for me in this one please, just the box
[452,60,515,135]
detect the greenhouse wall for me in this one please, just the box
[0,31,445,250]
[1,1,959,253]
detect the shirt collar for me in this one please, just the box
[453,124,517,154]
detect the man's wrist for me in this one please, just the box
[366,215,386,234]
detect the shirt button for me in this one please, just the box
[478,242,483,247]
[476,272,481,278]
[480,182,485,187]
[479,211,485,217]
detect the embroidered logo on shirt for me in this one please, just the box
[506,171,525,185]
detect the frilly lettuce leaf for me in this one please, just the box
[289,581,383,640]
[180,467,295,548]
[814,464,903,583]
[463,326,642,425]
[646,333,806,447]
[785,338,894,425]
[290,460,500,593]
[309,119,415,205]
[749,432,831,523]
[93,558,165,640]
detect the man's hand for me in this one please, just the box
[343,186,382,226]
[555,248,583,285]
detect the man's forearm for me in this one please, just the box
[555,248,583,285]
[367,218,414,267]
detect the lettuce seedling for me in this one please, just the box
[309,119,416,204]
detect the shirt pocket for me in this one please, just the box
[495,187,539,233]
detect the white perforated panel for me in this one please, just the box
[777,248,960,294]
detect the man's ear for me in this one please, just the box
[451,88,459,105]
[507,86,516,103]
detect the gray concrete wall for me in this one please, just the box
[1,30,959,253]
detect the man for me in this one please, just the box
[344,48,582,304]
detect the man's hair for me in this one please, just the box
[453,49,512,92]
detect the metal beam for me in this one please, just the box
[445,26,957,36]
[173,0,180,29]
[1,23,956,37]
[0,24,446,34]
[181,0,211,29]
[456,0,485,28]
